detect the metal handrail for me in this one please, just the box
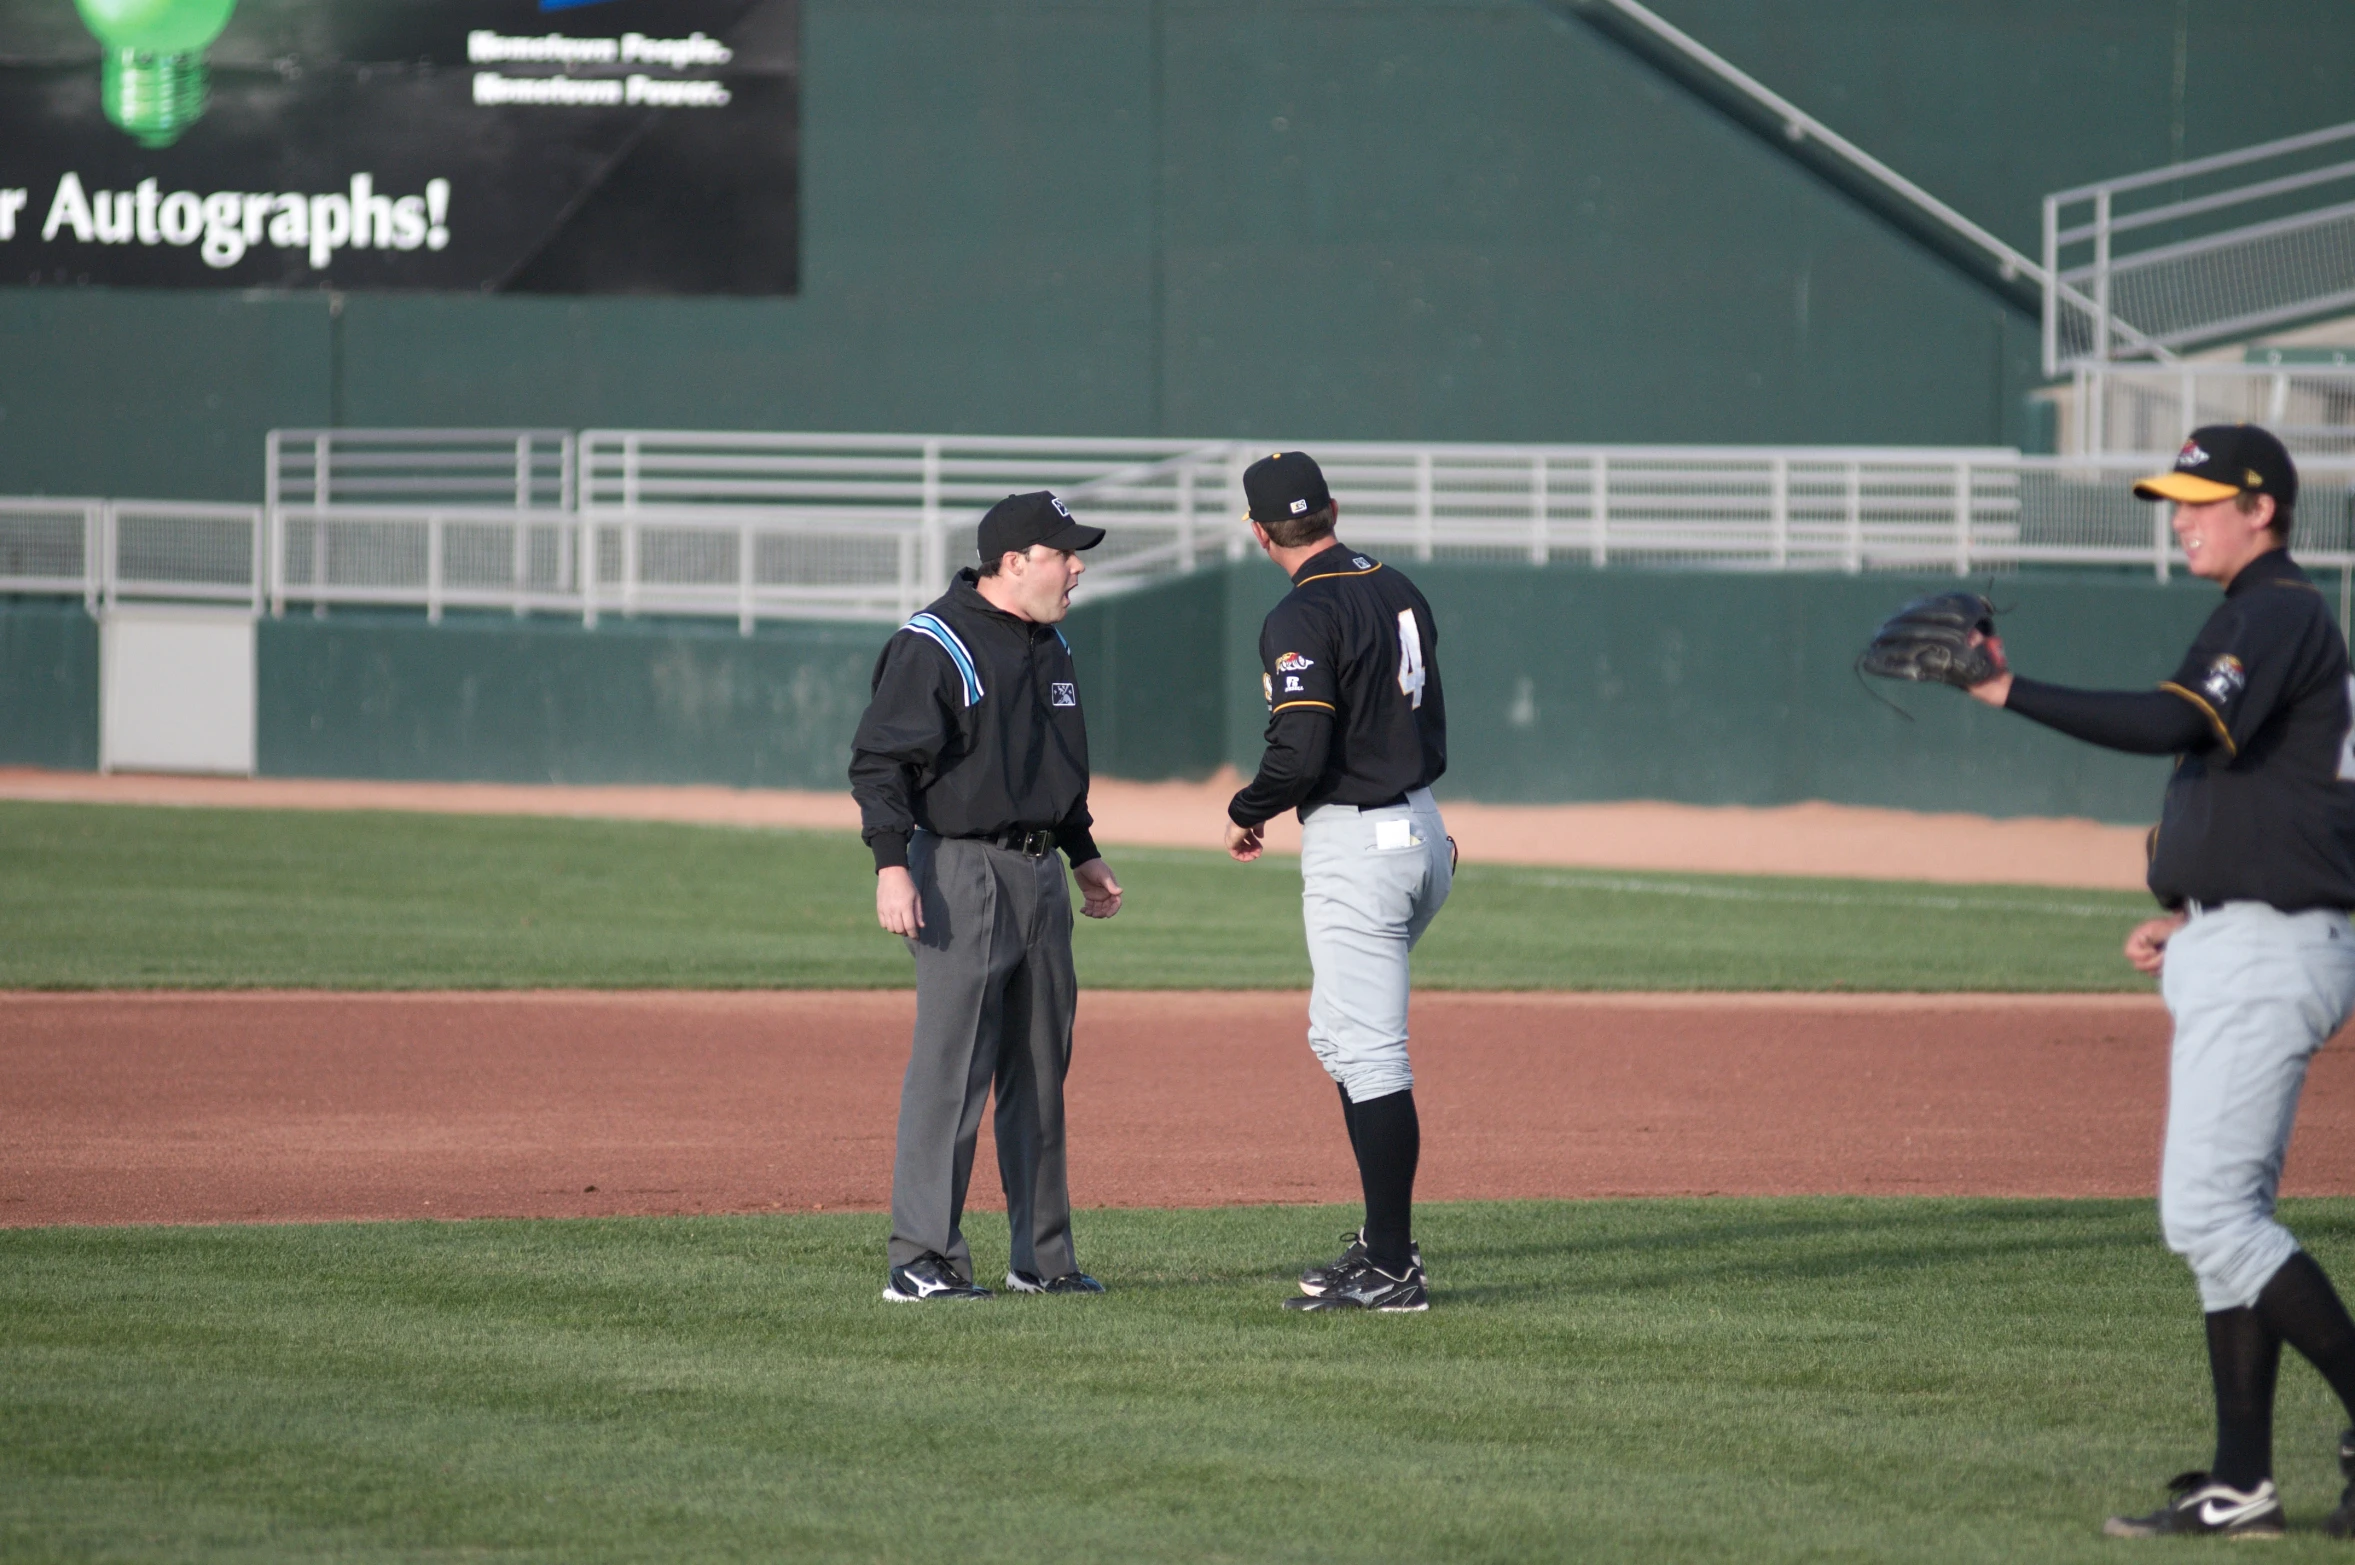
[2049,122,2355,203]
[1563,0,2041,287]
[2043,120,2355,373]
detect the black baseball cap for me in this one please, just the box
[2133,423,2298,511]
[976,490,1104,563]
[1244,451,1333,526]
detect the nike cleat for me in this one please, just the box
[1284,1256,1428,1312]
[1299,1230,1420,1297]
[2102,1472,2283,1538]
[1005,1270,1106,1295]
[882,1252,990,1303]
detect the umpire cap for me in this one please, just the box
[977,491,1105,563]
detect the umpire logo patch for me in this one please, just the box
[1050,682,1078,707]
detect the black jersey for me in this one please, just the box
[1228,543,1447,826]
[848,570,1099,872]
[2147,550,2355,911]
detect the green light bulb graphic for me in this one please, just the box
[73,0,239,149]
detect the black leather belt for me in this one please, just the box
[979,827,1057,857]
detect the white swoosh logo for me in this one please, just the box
[2198,1494,2269,1526]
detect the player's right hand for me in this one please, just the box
[1225,820,1264,862]
[876,866,924,936]
[2125,912,2186,976]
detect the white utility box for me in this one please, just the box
[99,605,258,776]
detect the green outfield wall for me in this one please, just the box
[253,612,888,790]
[0,560,2258,824]
[7,1,2355,502]
[0,599,98,771]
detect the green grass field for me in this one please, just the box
[0,800,2161,990]
[9,1199,2355,1563]
[4,797,2221,1560]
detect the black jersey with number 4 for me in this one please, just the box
[1227,544,1446,826]
[2148,550,2355,911]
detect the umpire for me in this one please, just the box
[1960,426,2355,1537]
[850,490,1125,1304]
[1225,451,1452,1312]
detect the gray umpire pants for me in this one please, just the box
[2158,900,2355,1310]
[888,831,1080,1282]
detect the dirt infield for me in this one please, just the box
[14,989,2355,1228]
[0,766,2150,889]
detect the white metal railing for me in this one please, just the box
[575,430,1233,617]
[2067,362,2355,456]
[108,501,264,611]
[2045,122,2355,375]
[0,498,263,612]
[266,428,574,513]
[12,438,2355,630]
[0,496,103,607]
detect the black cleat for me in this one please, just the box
[1299,1229,1420,1297]
[2325,1430,2355,1540]
[1005,1269,1106,1295]
[882,1252,990,1303]
[1284,1255,1428,1312]
[2102,1472,2283,1538]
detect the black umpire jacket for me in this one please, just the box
[848,569,1100,872]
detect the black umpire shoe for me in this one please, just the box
[1299,1229,1421,1297]
[1005,1269,1106,1295]
[882,1252,990,1303]
[2324,1430,2355,1539]
[1284,1255,1428,1312]
[2102,1472,2284,1538]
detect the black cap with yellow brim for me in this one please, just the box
[2132,423,2299,509]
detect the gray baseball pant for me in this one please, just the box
[888,831,1081,1282]
[2159,900,2355,1310]
[1298,788,1453,1102]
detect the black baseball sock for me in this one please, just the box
[1336,1084,1369,1242]
[2206,1306,2282,1491]
[1337,1083,1364,1165]
[2257,1250,2355,1426]
[1348,1088,1420,1275]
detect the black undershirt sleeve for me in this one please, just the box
[2003,676,2217,756]
[1054,793,1101,869]
[1228,709,1335,827]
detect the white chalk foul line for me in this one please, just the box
[1511,871,2143,920]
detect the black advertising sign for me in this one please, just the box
[0,0,798,295]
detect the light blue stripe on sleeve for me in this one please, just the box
[901,613,983,707]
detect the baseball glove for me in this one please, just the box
[1857,591,2005,689]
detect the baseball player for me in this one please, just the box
[1224,451,1452,1313]
[1952,426,2355,1536]
[849,490,1125,1304]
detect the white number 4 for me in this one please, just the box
[1396,609,1426,709]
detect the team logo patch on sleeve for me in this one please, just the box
[1050,682,1077,707]
[1275,652,1314,673]
[2202,654,2246,704]
[1262,672,1274,707]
